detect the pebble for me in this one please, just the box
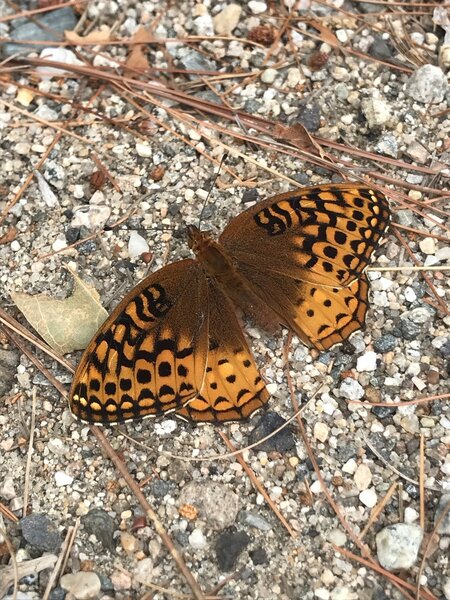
[135,142,152,157]
[213,4,241,35]
[20,514,62,553]
[54,470,74,486]
[60,572,101,600]
[376,524,423,570]
[435,494,450,534]
[178,482,239,530]
[327,528,347,547]
[339,378,364,401]
[133,557,154,585]
[248,412,296,453]
[314,422,329,443]
[242,511,272,531]
[189,528,208,549]
[404,507,419,523]
[215,530,250,571]
[0,477,16,500]
[71,204,111,230]
[248,1,267,14]
[354,464,372,491]
[4,8,78,56]
[444,578,450,600]
[111,569,132,590]
[342,458,357,474]
[194,14,214,36]
[405,64,448,104]
[82,508,116,551]
[261,68,278,84]
[419,237,436,255]
[128,231,149,258]
[359,488,377,508]
[361,95,391,128]
[373,334,397,353]
[356,351,377,372]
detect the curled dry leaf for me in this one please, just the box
[11,271,108,354]
[273,122,326,158]
[65,26,112,44]
[0,226,17,245]
[125,26,154,74]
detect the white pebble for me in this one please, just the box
[339,378,364,400]
[135,143,152,158]
[356,351,377,372]
[128,231,149,258]
[261,68,277,84]
[248,0,267,14]
[404,507,419,523]
[11,240,20,252]
[189,528,208,549]
[313,422,329,443]
[419,237,436,255]
[404,287,417,302]
[354,464,372,491]
[55,471,73,487]
[359,488,377,508]
[342,458,357,474]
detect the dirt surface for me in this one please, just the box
[0,1,449,600]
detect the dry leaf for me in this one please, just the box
[125,26,154,74]
[273,123,326,158]
[65,26,112,44]
[11,271,108,354]
[0,226,17,245]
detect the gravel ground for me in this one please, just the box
[0,2,449,600]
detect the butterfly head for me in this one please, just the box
[187,225,213,253]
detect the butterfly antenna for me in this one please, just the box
[197,153,228,228]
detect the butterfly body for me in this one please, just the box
[69,183,390,424]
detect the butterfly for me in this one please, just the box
[69,183,390,424]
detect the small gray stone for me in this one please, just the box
[3,8,78,57]
[215,530,250,571]
[375,134,398,158]
[20,514,62,553]
[435,494,450,534]
[178,482,239,530]
[339,378,364,400]
[248,412,296,454]
[376,523,423,570]
[241,511,272,531]
[82,508,116,551]
[405,64,448,104]
[373,334,397,353]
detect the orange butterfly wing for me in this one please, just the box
[219,184,390,350]
[69,260,268,424]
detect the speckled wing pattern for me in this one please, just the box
[69,261,269,424]
[219,184,390,351]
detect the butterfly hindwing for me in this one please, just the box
[175,279,269,422]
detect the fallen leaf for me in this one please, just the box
[65,26,112,44]
[0,227,17,245]
[11,271,108,354]
[125,26,154,74]
[273,122,326,158]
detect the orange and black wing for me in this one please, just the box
[219,184,390,350]
[69,260,209,423]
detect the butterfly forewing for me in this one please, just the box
[175,279,269,422]
[219,184,390,351]
[220,184,390,287]
[69,260,209,423]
